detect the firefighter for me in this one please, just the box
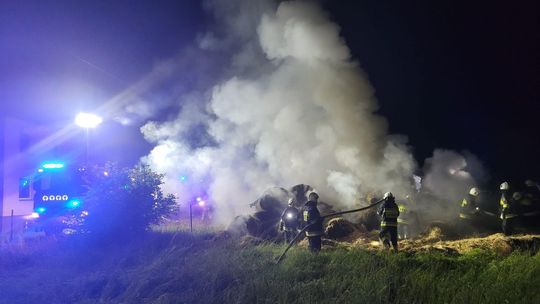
[303,192,323,252]
[458,187,480,235]
[378,192,400,252]
[522,180,540,229]
[499,182,519,235]
[397,199,410,239]
[524,180,540,204]
[279,198,300,243]
[201,201,213,224]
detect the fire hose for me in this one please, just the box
[275,198,385,264]
[479,209,540,218]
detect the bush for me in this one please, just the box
[82,164,176,240]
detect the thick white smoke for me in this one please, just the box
[139,1,485,225]
[423,149,477,203]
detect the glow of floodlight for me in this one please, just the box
[75,112,103,129]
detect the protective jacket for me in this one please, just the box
[524,184,540,207]
[397,203,410,225]
[500,192,518,220]
[378,198,400,227]
[303,200,323,237]
[460,194,479,219]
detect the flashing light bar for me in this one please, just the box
[42,163,65,169]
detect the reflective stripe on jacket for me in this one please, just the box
[460,198,476,219]
[397,218,409,224]
[459,213,472,219]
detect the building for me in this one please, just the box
[0,117,82,241]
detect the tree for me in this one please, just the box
[82,164,176,240]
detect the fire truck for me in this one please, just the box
[31,162,88,234]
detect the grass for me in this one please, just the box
[1,230,540,304]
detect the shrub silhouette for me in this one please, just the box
[82,164,176,240]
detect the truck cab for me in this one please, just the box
[31,162,88,233]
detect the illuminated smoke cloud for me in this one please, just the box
[423,149,476,203]
[414,149,487,224]
[140,0,484,225]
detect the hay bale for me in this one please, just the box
[492,238,513,256]
[290,184,313,206]
[226,215,250,237]
[251,211,280,239]
[420,221,459,241]
[251,187,290,211]
[355,223,368,234]
[349,208,380,231]
[253,210,280,223]
[425,226,444,241]
[245,216,262,237]
[256,195,284,212]
[325,217,356,239]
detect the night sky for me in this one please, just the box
[1,1,539,183]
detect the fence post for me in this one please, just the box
[10,209,14,242]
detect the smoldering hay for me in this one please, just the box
[139,0,485,225]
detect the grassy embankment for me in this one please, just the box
[1,227,540,304]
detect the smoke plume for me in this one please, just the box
[138,0,485,225]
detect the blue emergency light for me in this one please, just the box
[42,162,65,169]
[66,200,81,209]
[35,207,47,214]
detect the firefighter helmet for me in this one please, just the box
[308,192,319,201]
[500,182,509,191]
[288,198,294,206]
[469,187,480,197]
[383,192,394,199]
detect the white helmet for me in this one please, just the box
[500,182,509,191]
[288,198,294,206]
[525,180,536,187]
[308,192,319,201]
[383,192,394,199]
[469,187,480,197]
